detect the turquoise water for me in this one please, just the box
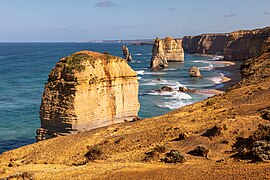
[0,43,229,153]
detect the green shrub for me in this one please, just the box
[65,53,88,73]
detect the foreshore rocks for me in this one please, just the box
[38,50,140,139]
[150,37,184,69]
[122,45,132,61]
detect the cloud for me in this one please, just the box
[112,25,134,29]
[95,1,118,9]
[223,13,237,18]
[262,12,270,15]
[169,8,176,11]
[59,26,86,33]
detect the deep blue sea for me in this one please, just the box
[0,42,230,153]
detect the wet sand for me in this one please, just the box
[216,61,242,91]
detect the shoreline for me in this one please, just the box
[196,56,242,96]
[215,60,242,91]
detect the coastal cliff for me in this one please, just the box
[38,51,139,139]
[182,27,270,58]
[224,27,270,60]
[150,37,184,69]
[182,34,228,55]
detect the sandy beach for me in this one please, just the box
[216,61,242,91]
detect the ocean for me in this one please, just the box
[0,42,230,153]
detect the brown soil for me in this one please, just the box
[0,51,270,179]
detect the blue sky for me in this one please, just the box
[0,0,269,42]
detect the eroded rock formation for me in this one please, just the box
[38,50,140,139]
[182,27,270,59]
[183,34,229,55]
[122,45,132,61]
[189,66,202,78]
[224,27,270,60]
[150,37,184,69]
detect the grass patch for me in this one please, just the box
[65,53,88,73]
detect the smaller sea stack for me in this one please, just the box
[122,45,132,61]
[189,66,202,78]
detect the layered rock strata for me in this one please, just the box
[224,27,270,60]
[38,51,140,139]
[182,27,269,58]
[150,37,184,69]
[182,34,229,55]
[122,45,132,61]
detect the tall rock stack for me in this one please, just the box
[150,37,184,69]
[37,50,140,140]
[122,45,132,61]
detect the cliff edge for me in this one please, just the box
[38,51,140,140]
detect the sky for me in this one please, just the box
[0,0,269,42]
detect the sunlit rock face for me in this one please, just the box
[150,37,184,69]
[182,34,228,55]
[224,27,270,60]
[38,51,140,140]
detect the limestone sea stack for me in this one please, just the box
[37,50,140,140]
[150,37,184,69]
[189,66,202,78]
[122,45,132,61]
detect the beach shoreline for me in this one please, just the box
[215,60,242,91]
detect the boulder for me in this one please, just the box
[179,87,196,93]
[161,86,174,92]
[38,50,140,140]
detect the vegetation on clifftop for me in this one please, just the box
[65,53,87,73]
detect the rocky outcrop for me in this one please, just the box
[150,37,184,69]
[224,27,270,60]
[189,66,202,78]
[122,45,132,61]
[38,50,140,139]
[182,34,229,55]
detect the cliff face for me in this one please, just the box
[151,37,184,69]
[38,51,140,138]
[224,27,270,60]
[182,34,228,55]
